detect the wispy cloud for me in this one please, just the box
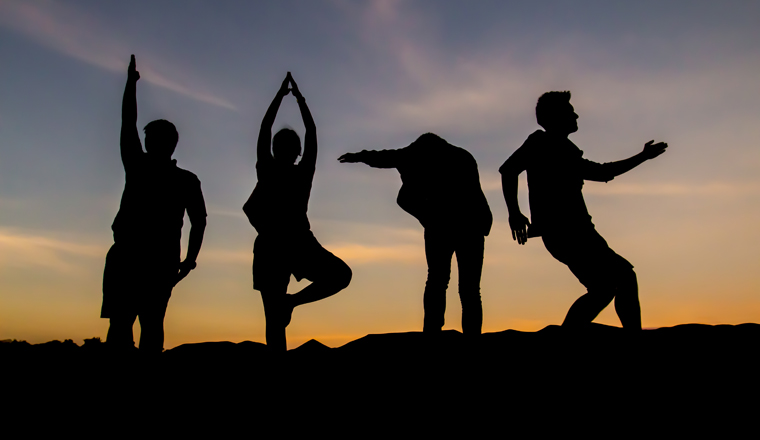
[340,0,760,143]
[583,181,760,196]
[0,0,236,110]
[199,241,424,267]
[480,173,760,197]
[324,243,423,264]
[0,228,103,274]
[198,249,250,265]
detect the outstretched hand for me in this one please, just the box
[509,213,530,245]
[642,140,668,160]
[128,54,140,82]
[338,152,361,163]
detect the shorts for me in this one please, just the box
[541,227,634,291]
[252,231,341,292]
[101,244,178,318]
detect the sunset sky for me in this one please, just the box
[1,0,759,349]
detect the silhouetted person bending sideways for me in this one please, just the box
[500,91,667,330]
[102,55,207,352]
[339,133,492,335]
[244,73,352,352]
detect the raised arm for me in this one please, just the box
[257,75,291,164]
[288,73,317,169]
[120,55,143,170]
[590,140,668,180]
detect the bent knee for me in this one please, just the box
[616,268,638,292]
[334,260,352,290]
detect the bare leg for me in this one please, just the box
[614,269,641,330]
[261,289,288,352]
[290,257,352,308]
[138,299,169,353]
[107,316,136,349]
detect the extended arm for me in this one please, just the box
[257,75,291,164]
[592,140,668,180]
[338,149,403,168]
[289,73,317,169]
[120,55,143,170]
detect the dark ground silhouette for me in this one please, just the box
[339,133,492,335]
[102,55,206,353]
[3,324,758,433]
[501,91,667,330]
[244,73,351,352]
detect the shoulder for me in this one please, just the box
[174,166,202,187]
[451,145,477,167]
[499,130,544,174]
[525,129,547,146]
[514,130,548,155]
[566,139,584,156]
[450,143,473,157]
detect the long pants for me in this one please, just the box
[541,227,641,329]
[422,229,485,335]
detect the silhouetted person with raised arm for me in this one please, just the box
[101,55,207,353]
[501,91,667,330]
[339,134,492,335]
[244,73,352,352]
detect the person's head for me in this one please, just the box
[536,91,578,135]
[272,128,301,164]
[144,119,179,159]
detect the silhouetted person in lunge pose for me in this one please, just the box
[501,91,667,330]
[339,133,492,335]
[102,55,207,352]
[244,73,352,352]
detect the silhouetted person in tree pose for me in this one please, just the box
[339,133,492,335]
[244,73,352,352]
[501,91,667,330]
[102,55,207,352]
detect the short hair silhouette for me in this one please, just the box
[144,119,179,157]
[272,128,301,163]
[103,56,207,353]
[536,91,571,130]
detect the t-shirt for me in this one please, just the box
[112,157,206,258]
[243,157,314,235]
[360,133,493,236]
[499,130,614,236]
